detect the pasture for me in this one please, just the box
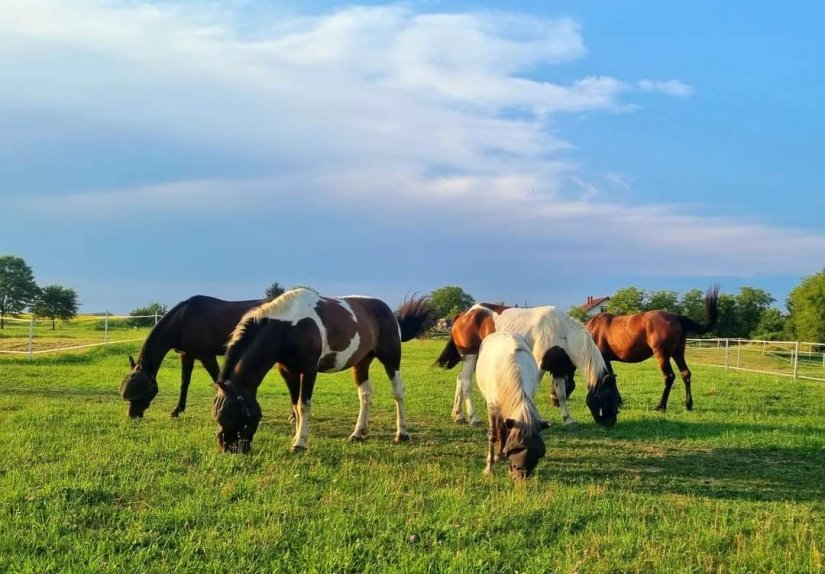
[1,339,824,573]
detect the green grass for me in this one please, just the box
[1,340,824,573]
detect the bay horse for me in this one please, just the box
[586,285,720,412]
[476,332,549,479]
[212,288,434,453]
[119,296,263,418]
[437,304,622,427]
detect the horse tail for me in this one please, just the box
[679,284,720,335]
[395,294,435,342]
[434,335,462,369]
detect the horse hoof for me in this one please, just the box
[686,403,694,411]
[483,467,493,475]
[290,444,307,453]
[394,433,410,443]
[348,434,367,443]
[453,416,467,425]
[654,405,666,412]
[170,411,180,419]
[469,419,482,427]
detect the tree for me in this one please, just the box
[735,287,775,338]
[680,288,706,324]
[645,290,681,313]
[606,287,646,315]
[31,285,79,329]
[430,286,475,319]
[712,293,739,338]
[130,302,168,328]
[786,269,825,342]
[752,308,788,341]
[0,255,39,329]
[568,306,589,323]
[265,282,285,300]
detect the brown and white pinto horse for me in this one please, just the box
[212,288,434,453]
[437,304,620,427]
[586,285,719,412]
[119,296,263,418]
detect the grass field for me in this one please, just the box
[1,339,824,573]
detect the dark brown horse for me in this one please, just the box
[586,285,719,412]
[212,289,434,453]
[119,296,263,418]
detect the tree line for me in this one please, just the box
[0,255,79,329]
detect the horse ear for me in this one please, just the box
[215,380,231,394]
[128,355,136,369]
[503,418,516,430]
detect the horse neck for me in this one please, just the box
[137,316,179,375]
[497,357,540,436]
[568,327,609,388]
[221,320,284,394]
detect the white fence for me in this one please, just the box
[0,313,157,359]
[686,338,825,382]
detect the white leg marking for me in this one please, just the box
[390,371,409,439]
[460,355,480,425]
[452,376,464,421]
[553,376,576,424]
[292,401,312,450]
[350,379,373,439]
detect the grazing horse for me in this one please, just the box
[586,285,720,412]
[437,305,620,427]
[119,296,263,418]
[476,332,549,479]
[212,288,434,453]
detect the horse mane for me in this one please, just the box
[137,298,189,363]
[496,346,542,436]
[560,311,609,390]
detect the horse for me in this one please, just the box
[119,296,263,418]
[586,285,719,412]
[476,332,549,479]
[436,304,621,427]
[212,288,434,453]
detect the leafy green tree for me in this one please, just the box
[712,293,739,338]
[786,269,825,342]
[645,290,681,313]
[0,255,39,329]
[752,308,788,341]
[265,282,285,300]
[680,288,706,324]
[606,287,646,315]
[31,285,79,329]
[568,306,589,323]
[430,286,475,318]
[130,302,168,328]
[735,287,775,338]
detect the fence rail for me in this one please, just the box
[0,313,158,359]
[686,338,825,382]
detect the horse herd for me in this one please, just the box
[119,286,720,480]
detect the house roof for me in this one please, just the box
[580,296,610,312]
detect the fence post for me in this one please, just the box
[27,316,34,360]
[104,312,109,344]
[154,312,159,326]
[793,341,799,381]
[724,339,729,371]
[736,339,741,370]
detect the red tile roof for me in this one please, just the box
[580,296,610,312]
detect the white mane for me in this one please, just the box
[476,333,543,435]
[494,306,608,389]
[228,288,322,347]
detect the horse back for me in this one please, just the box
[451,306,498,356]
[172,296,264,356]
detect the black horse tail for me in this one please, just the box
[678,284,720,335]
[395,294,436,343]
[434,335,462,369]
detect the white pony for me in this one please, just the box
[441,305,622,428]
[476,332,548,478]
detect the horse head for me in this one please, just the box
[119,356,158,418]
[502,418,549,480]
[586,372,623,428]
[213,380,262,454]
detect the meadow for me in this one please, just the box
[1,339,824,573]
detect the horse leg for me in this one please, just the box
[496,416,508,463]
[276,366,298,424]
[673,347,693,411]
[452,367,465,422]
[552,374,577,425]
[349,357,374,441]
[654,353,676,412]
[292,367,317,452]
[458,354,480,426]
[382,364,410,443]
[484,412,498,475]
[171,353,195,418]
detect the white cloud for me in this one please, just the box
[2,0,822,283]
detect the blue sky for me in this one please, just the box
[2,1,823,313]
